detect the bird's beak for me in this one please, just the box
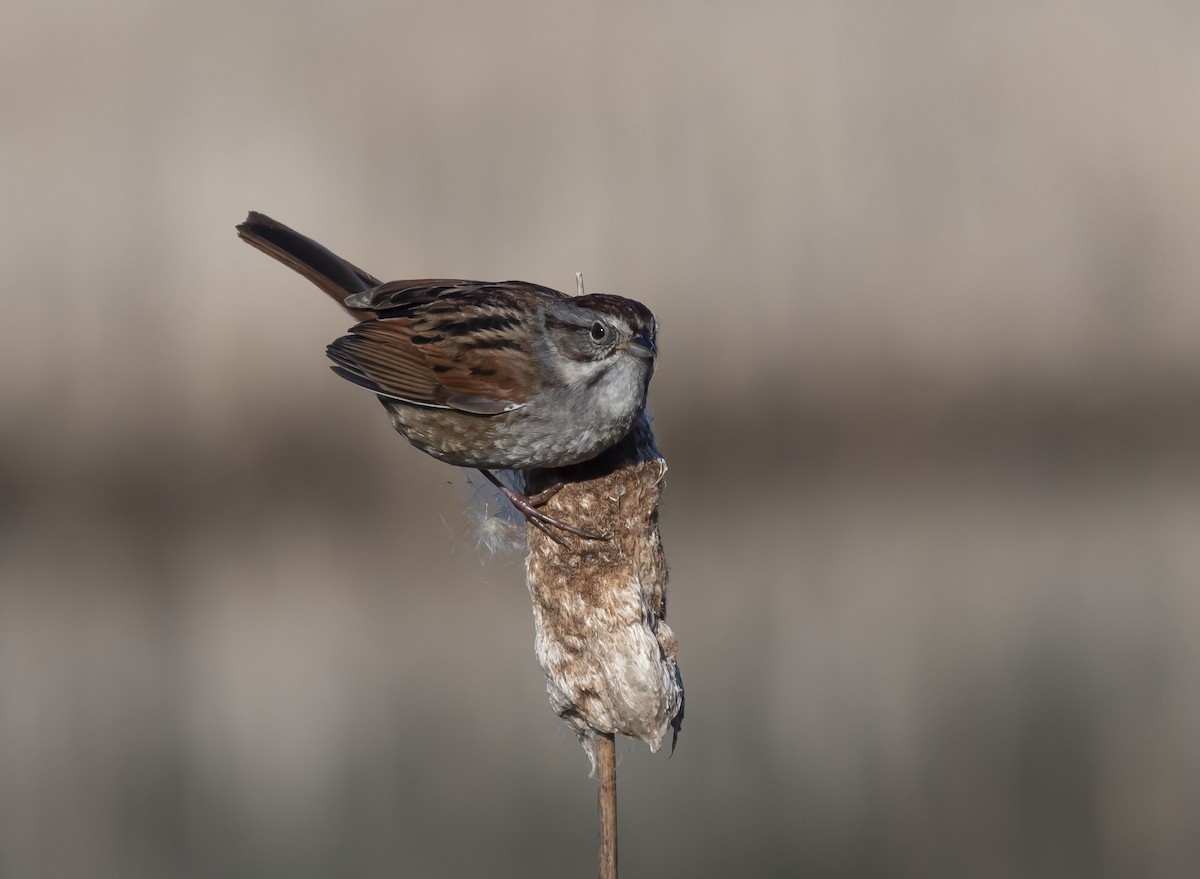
[622,334,656,359]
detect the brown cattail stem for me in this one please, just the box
[524,412,682,878]
[597,731,618,879]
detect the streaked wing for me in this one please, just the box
[344,279,568,314]
[326,285,551,414]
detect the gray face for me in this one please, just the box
[480,295,654,467]
[539,296,656,369]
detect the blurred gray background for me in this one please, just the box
[3,1,1199,876]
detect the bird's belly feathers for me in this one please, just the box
[382,398,641,470]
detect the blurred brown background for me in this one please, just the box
[3,1,1199,876]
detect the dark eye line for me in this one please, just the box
[545,315,593,333]
[545,314,619,344]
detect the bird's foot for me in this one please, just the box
[479,470,608,545]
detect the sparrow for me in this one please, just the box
[236,212,657,541]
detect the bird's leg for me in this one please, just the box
[479,469,607,543]
[524,483,564,506]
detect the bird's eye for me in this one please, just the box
[589,322,608,343]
